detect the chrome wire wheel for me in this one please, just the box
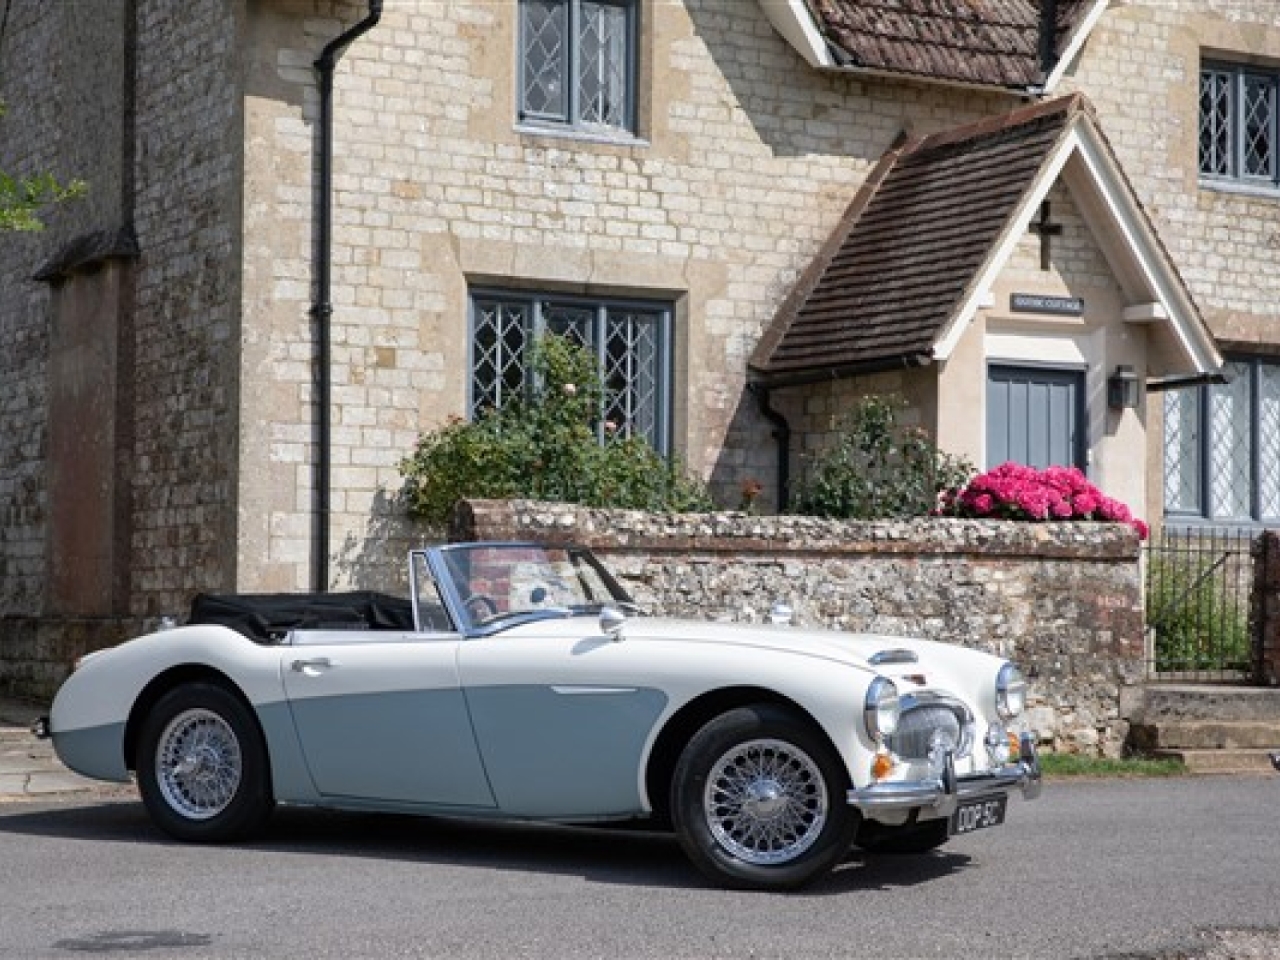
[154,707,243,821]
[703,737,829,865]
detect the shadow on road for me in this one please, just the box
[0,799,973,895]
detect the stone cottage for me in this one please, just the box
[1,1,1279,689]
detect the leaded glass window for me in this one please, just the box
[1260,364,1280,517]
[1243,73,1277,180]
[1164,357,1280,524]
[1209,362,1251,518]
[469,289,671,453]
[1200,61,1280,187]
[1163,388,1200,514]
[519,0,636,135]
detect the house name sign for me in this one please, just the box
[1010,293,1085,316]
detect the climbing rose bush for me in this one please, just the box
[939,462,1148,539]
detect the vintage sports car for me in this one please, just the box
[41,542,1041,890]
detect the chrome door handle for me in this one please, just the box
[291,657,335,673]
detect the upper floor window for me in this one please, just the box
[518,0,638,136]
[470,288,671,453]
[1164,358,1280,524]
[1200,61,1279,188]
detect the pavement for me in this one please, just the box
[0,695,135,802]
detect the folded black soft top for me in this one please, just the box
[189,591,415,643]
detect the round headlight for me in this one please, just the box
[864,676,900,740]
[996,662,1028,720]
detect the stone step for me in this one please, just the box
[1140,684,1280,724]
[1131,720,1280,750]
[1150,748,1280,775]
[0,727,35,745]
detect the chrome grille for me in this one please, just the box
[887,704,963,761]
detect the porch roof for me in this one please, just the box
[749,93,1223,387]
[759,0,1110,93]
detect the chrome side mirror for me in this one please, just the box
[600,606,626,641]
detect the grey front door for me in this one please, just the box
[986,364,1086,470]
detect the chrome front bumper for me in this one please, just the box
[847,731,1042,817]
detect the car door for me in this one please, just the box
[281,632,496,808]
[457,629,668,818]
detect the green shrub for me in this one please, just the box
[399,335,712,527]
[790,395,973,520]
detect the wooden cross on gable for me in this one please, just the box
[1028,201,1062,271]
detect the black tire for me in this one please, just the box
[670,704,856,890]
[855,817,950,854]
[136,682,273,842]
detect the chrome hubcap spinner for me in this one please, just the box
[703,737,828,865]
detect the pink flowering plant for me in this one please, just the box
[938,462,1149,539]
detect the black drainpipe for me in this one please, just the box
[747,383,792,512]
[311,0,382,593]
[1039,0,1060,77]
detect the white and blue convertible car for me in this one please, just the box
[42,542,1041,890]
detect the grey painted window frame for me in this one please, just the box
[517,0,639,136]
[1163,356,1280,525]
[1200,60,1280,189]
[986,362,1088,472]
[467,287,673,455]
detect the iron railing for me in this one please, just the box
[1144,528,1255,682]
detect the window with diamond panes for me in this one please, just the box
[1163,358,1280,524]
[1163,388,1201,515]
[1209,363,1251,518]
[1200,62,1280,187]
[519,0,636,135]
[1259,364,1280,517]
[469,291,671,453]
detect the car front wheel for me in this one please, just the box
[136,682,273,842]
[671,704,856,890]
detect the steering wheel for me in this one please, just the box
[464,593,499,622]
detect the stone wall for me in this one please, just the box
[0,0,244,619]
[451,500,1146,756]
[127,0,244,610]
[0,0,130,615]
[0,616,142,703]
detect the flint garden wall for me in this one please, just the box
[452,499,1146,756]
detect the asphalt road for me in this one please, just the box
[0,775,1277,960]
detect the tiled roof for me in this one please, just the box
[751,95,1086,381]
[805,0,1098,89]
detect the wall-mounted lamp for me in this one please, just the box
[1107,364,1140,410]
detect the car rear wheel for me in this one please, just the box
[136,682,273,842]
[670,704,856,890]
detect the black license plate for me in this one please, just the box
[950,795,1007,835]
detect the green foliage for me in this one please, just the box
[1038,753,1187,778]
[790,395,973,520]
[1147,556,1252,673]
[399,334,712,527]
[0,101,88,232]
